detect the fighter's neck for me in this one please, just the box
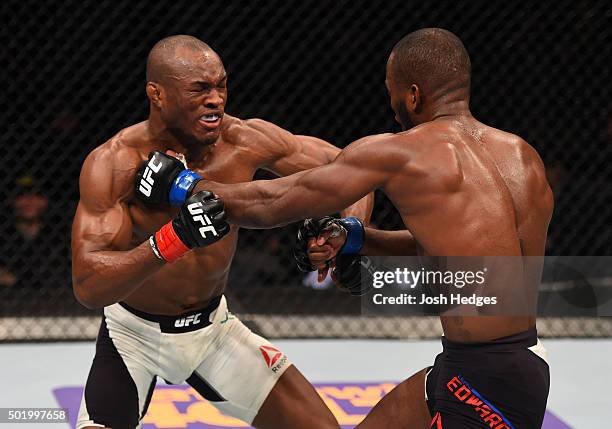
[145,117,216,162]
[427,99,472,122]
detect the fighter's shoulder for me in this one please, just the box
[396,122,453,149]
[221,115,279,144]
[485,126,545,169]
[349,129,425,156]
[346,132,400,150]
[342,133,411,168]
[221,115,297,159]
[80,124,145,204]
[84,122,146,167]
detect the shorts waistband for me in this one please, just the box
[118,296,222,333]
[442,327,538,351]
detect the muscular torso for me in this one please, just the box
[125,140,251,314]
[382,117,552,342]
[80,115,310,314]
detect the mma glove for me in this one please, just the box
[293,216,338,272]
[150,191,230,263]
[136,151,203,206]
[294,216,371,295]
[332,254,376,296]
[294,216,366,271]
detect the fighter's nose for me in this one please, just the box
[204,88,224,108]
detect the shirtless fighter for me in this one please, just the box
[144,29,554,428]
[71,35,371,429]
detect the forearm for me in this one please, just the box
[72,240,164,308]
[361,228,418,256]
[192,139,386,228]
[194,174,329,228]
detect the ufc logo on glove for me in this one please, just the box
[138,156,163,197]
[188,202,219,238]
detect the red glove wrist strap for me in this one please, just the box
[152,221,190,263]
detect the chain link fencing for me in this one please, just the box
[1,0,611,341]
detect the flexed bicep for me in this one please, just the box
[70,144,167,308]
[72,148,134,259]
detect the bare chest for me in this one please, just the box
[128,143,258,242]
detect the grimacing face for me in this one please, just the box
[160,51,228,145]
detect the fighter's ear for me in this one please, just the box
[146,82,163,108]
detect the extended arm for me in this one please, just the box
[249,120,373,224]
[197,136,395,228]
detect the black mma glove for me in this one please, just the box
[293,216,337,272]
[150,191,230,262]
[293,216,365,272]
[136,151,203,206]
[332,254,376,296]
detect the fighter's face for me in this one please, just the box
[160,51,227,145]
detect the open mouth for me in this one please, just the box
[198,113,223,130]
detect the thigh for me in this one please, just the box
[252,365,339,429]
[189,317,337,428]
[356,368,431,429]
[77,319,156,429]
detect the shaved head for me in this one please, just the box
[146,35,221,84]
[145,35,228,146]
[389,28,471,96]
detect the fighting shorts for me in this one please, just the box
[77,295,291,429]
[426,328,549,429]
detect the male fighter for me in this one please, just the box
[145,29,553,428]
[71,35,371,429]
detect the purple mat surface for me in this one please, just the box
[54,383,571,428]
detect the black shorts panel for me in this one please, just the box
[83,319,154,429]
[426,329,549,429]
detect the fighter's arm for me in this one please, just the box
[71,146,164,308]
[361,228,417,255]
[198,135,398,228]
[246,119,373,222]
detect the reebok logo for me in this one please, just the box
[138,155,163,197]
[259,346,287,373]
[174,313,202,328]
[187,202,219,238]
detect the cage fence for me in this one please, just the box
[1,0,611,341]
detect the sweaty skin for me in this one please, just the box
[73,36,371,429]
[71,115,369,314]
[194,115,554,342]
[188,29,554,429]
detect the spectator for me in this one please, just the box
[0,175,69,295]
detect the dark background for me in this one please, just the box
[1,1,610,328]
